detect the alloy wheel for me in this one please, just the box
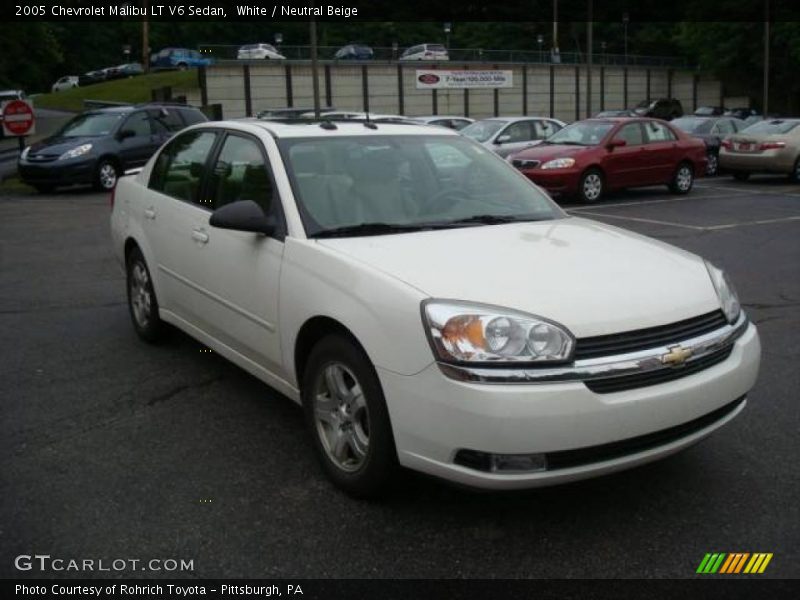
[583,173,602,202]
[312,362,370,473]
[129,262,152,328]
[98,162,117,190]
[676,165,693,191]
[706,153,718,176]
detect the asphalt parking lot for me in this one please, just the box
[1,176,798,579]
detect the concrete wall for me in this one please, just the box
[202,61,722,122]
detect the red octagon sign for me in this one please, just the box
[2,99,35,136]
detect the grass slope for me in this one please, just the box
[33,70,198,112]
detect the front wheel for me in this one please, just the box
[33,184,55,194]
[93,159,118,191]
[706,152,719,176]
[669,162,694,194]
[733,171,750,182]
[578,169,604,203]
[302,335,397,498]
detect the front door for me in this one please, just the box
[641,120,681,183]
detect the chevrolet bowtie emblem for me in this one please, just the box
[662,345,693,366]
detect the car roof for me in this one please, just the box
[415,116,473,121]
[210,119,461,139]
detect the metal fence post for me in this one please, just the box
[243,64,252,117]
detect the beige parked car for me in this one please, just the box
[719,118,800,181]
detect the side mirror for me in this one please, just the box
[209,200,275,235]
[496,134,511,144]
[117,129,135,141]
[607,139,627,149]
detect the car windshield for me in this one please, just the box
[546,121,614,146]
[741,120,799,135]
[461,120,507,142]
[279,135,564,237]
[57,112,125,137]
[672,117,713,134]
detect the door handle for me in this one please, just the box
[144,207,156,220]
[191,228,209,244]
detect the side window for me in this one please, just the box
[149,130,217,205]
[536,120,559,139]
[715,120,735,135]
[208,134,274,214]
[122,111,152,137]
[502,121,534,143]
[644,121,676,143]
[179,109,207,126]
[149,108,184,134]
[615,123,645,145]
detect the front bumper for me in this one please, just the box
[519,168,581,196]
[18,157,95,186]
[379,321,760,489]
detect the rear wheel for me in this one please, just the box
[669,162,694,194]
[126,247,164,343]
[578,168,604,203]
[706,152,719,176]
[33,184,55,193]
[302,335,397,498]
[732,171,750,182]
[176,62,188,71]
[789,157,800,183]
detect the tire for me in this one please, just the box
[669,162,694,194]
[732,171,750,182]
[93,158,119,191]
[706,152,719,176]
[33,184,55,193]
[789,157,800,183]
[176,62,188,71]
[302,334,398,498]
[126,246,164,343]
[578,168,604,203]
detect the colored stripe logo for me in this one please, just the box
[696,553,773,574]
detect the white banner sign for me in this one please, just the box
[415,70,513,90]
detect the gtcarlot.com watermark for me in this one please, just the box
[14,554,194,573]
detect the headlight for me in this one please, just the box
[59,144,92,160]
[20,146,30,160]
[705,261,741,324]
[422,300,575,364]
[540,157,575,170]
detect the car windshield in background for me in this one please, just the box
[57,113,124,137]
[461,120,506,142]
[742,120,799,135]
[546,121,615,146]
[672,117,713,134]
[279,135,563,237]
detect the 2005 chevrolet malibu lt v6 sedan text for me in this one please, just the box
[110,119,761,497]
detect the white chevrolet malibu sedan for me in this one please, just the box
[110,119,761,497]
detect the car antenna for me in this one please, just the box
[364,112,377,130]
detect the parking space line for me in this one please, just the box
[697,184,800,198]
[570,211,706,229]
[567,193,748,212]
[704,216,800,230]
[573,211,800,231]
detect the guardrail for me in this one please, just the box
[197,44,691,68]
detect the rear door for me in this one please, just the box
[604,122,648,188]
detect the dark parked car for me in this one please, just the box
[507,118,707,203]
[671,116,747,175]
[633,98,684,120]
[104,63,144,80]
[333,44,374,60]
[78,70,107,87]
[18,104,207,193]
[694,106,725,117]
[151,48,212,70]
[725,107,760,121]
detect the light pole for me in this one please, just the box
[601,41,606,65]
[392,41,398,61]
[622,12,629,66]
[274,32,283,50]
[444,22,452,51]
[586,0,593,119]
[537,34,544,63]
[763,0,770,115]
[552,0,559,62]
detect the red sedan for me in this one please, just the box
[507,118,707,202]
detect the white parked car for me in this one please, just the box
[412,116,475,130]
[461,116,567,157]
[111,120,761,497]
[400,43,449,61]
[51,76,79,92]
[237,43,285,60]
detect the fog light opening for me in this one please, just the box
[454,449,547,473]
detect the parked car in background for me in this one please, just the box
[725,107,760,121]
[461,117,566,158]
[301,111,419,124]
[411,116,474,130]
[237,43,285,60]
[719,118,800,182]
[595,109,636,118]
[508,118,707,202]
[333,44,374,60]
[400,44,449,61]
[18,103,208,193]
[633,98,683,120]
[694,106,725,117]
[110,119,760,497]
[78,70,107,87]
[105,63,144,79]
[671,116,747,175]
[151,48,212,70]
[52,76,79,92]
[258,106,337,119]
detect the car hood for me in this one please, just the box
[510,143,592,160]
[317,217,721,338]
[28,136,97,155]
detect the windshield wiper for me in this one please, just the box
[311,222,433,238]
[439,214,548,226]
